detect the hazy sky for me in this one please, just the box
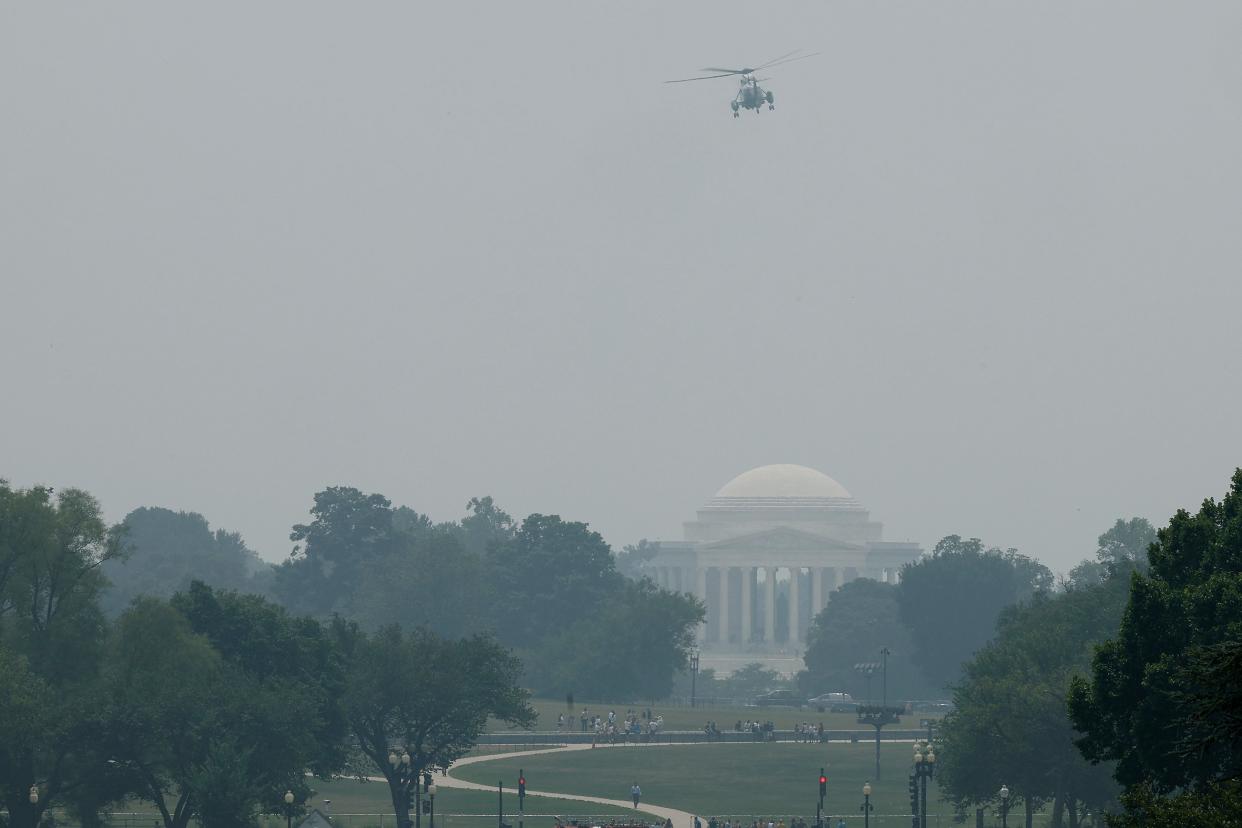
[3,2,1240,575]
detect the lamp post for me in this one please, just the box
[999,785,1010,828]
[690,648,700,708]
[389,748,420,828]
[428,781,437,828]
[861,782,873,828]
[28,785,39,828]
[911,743,935,828]
[284,790,295,828]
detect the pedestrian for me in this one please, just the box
[631,782,642,808]
[694,816,702,828]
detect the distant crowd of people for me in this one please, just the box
[559,708,665,744]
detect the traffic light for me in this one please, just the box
[518,770,526,801]
[908,774,919,816]
[405,786,415,812]
[422,799,432,814]
[423,772,433,792]
[818,767,827,802]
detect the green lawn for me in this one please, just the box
[455,743,935,820]
[491,699,941,735]
[104,780,643,828]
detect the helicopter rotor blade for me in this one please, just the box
[664,72,740,84]
[760,51,822,71]
[700,66,750,75]
[755,49,804,70]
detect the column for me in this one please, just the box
[718,567,731,644]
[739,567,752,644]
[696,567,708,642]
[764,567,776,643]
[788,567,800,645]
[811,567,823,618]
[674,567,685,592]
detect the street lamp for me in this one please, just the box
[390,748,420,828]
[29,785,39,828]
[689,648,700,708]
[861,782,873,828]
[912,744,935,828]
[284,790,295,828]
[999,785,1010,828]
[428,781,438,828]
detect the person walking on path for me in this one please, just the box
[631,782,642,808]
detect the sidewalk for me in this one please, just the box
[444,744,697,828]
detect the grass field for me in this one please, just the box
[491,699,941,735]
[104,781,643,828]
[455,742,937,820]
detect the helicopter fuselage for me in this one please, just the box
[731,74,775,117]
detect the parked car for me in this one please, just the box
[807,692,858,712]
[753,689,802,707]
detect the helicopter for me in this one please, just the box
[665,49,820,117]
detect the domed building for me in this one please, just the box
[643,464,921,675]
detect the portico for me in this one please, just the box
[644,464,920,676]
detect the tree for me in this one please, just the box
[615,539,659,580]
[522,578,703,700]
[485,513,622,647]
[0,482,119,826]
[934,579,1127,827]
[273,486,397,616]
[99,507,268,616]
[1096,517,1156,571]
[457,496,516,556]
[1067,518,1156,588]
[896,536,1052,691]
[799,579,924,702]
[1069,470,1242,797]
[345,529,489,640]
[102,585,348,828]
[334,622,535,828]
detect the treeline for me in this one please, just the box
[933,471,1242,826]
[0,482,532,828]
[95,487,704,701]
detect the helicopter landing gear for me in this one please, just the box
[733,111,739,118]
[769,104,775,110]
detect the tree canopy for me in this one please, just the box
[935,577,1127,826]
[99,506,268,616]
[799,578,926,701]
[897,535,1052,691]
[1069,469,1242,795]
[333,621,534,828]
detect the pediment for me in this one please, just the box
[700,526,865,552]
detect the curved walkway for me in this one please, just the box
[444,744,697,828]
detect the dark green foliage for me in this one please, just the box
[334,621,535,828]
[1104,779,1242,827]
[486,513,622,646]
[101,584,349,828]
[1069,469,1242,794]
[523,577,704,700]
[935,576,1127,822]
[100,506,268,616]
[345,528,489,639]
[897,535,1052,691]
[1067,518,1156,588]
[0,482,119,826]
[274,486,398,616]
[799,578,925,701]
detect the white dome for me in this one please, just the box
[715,464,853,500]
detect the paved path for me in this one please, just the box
[443,744,697,828]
